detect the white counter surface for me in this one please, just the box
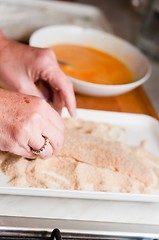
[0,195,158,225]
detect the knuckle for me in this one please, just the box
[21,98,47,125]
[36,48,56,66]
[43,48,55,57]
[12,123,28,142]
[27,111,41,125]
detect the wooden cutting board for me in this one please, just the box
[76,86,158,119]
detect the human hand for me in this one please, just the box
[0,32,76,116]
[0,88,65,159]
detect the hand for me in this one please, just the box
[0,32,76,116]
[0,88,65,159]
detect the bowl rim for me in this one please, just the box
[70,69,151,89]
[29,24,151,88]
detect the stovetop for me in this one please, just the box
[0,216,158,240]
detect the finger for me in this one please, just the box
[10,143,36,159]
[28,134,53,159]
[53,90,64,115]
[42,121,64,155]
[42,103,65,133]
[19,80,44,98]
[34,141,53,160]
[62,78,76,117]
[47,68,76,117]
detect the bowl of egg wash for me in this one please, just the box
[29,25,151,96]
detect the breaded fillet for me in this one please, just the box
[59,130,153,186]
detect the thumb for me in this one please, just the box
[19,81,44,98]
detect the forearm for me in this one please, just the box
[0,30,4,38]
[0,31,10,51]
[0,33,14,89]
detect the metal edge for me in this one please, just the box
[0,216,158,238]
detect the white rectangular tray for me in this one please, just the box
[0,108,159,202]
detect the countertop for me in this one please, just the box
[0,195,159,225]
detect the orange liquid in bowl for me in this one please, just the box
[50,44,133,85]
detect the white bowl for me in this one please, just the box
[29,25,151,96]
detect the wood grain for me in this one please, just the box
[76,86,158,119]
